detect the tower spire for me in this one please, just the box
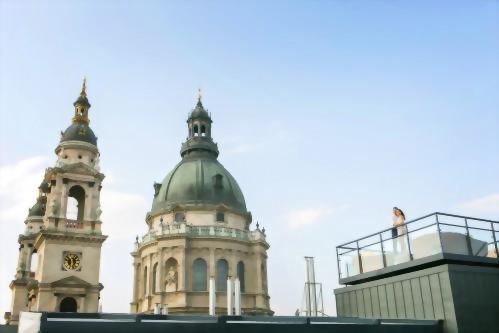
[72,77,91,125]
[197,88,203,107]
[81,76,87,97]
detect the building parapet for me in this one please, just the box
[138,223,266,248]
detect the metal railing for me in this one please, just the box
[336,212,499,280]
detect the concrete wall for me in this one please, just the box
[334,263,499,333]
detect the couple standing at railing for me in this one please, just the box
[392,207,407,254]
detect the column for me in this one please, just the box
[148,254,153,297]
[234,278,241,315]
[25,246,33,274]
[131,262,139,304]
[159,248,165,292]
[209,248,215,278]
[60,183,69,220]
[227,277,233,315]
[178,247,186,291]
[16,244,25,274]
[255,254,262,294]
[229,250,237,278]
[209,277,216,316]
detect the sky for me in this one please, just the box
[1,0,499,320]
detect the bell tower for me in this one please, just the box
[5,79,107,325]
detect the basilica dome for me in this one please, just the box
[150,99,247,216]
[151,154,247,215]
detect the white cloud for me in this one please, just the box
[0,156,50,324]
[457,193,499,215]
[100,189,149,239]
[0,156,49,221]
[287,204,350,229]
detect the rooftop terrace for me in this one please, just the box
[336,212,499,285]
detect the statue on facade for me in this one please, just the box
[93,155,101,172]
[165,266,177,292]
[95,206,102,220]
[50,199,58,216]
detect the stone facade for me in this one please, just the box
[5,80,107,324]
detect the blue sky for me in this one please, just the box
[1,0,498,318]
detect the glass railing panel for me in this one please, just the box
[357,234,382,249]
[438,224,469,255]
[465,218,493,230]
[437,214,466,228]
[338,248,360,278]
[379,228,394,265]
[382,234,411,266]
[406,215,437,233]
[359,242,384,273]
[468,227,495,257]
[408,224,441,259]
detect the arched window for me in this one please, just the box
[143,266,148,296]
[67,185,85,221]
[192,258,207,291]
[193,125,199,136]
[66,197,78,220]
[237,261,245,292]
[213,174,223,189]
[216,211,225,222]
[216,259,229,291]
[152,263,158,293]
[201,125,206,136]
[60,297,77,312]
[30,250,38,273]
[175,212,185,222]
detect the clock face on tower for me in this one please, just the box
[63,253,81,271]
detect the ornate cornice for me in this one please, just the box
[55,140,99,154]
[34,230,107,248]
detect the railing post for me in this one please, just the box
[491,222,498,258]
[379,233,387,268]
[464,218,473,256]
[405,225,413,261]
[356,241,363,274]
[436,214,444,253]
[336,248,342,279]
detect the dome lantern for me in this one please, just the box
[59,77,98,146]
[72,77,91,125]
[180,90,218,158]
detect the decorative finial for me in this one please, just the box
[81,76,87,96]
[197,88,202,102]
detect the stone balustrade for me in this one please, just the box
[139,223,266,246]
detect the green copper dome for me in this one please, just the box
[28,196,46,217]
[150,97,247,216]
[151,153,247,215]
